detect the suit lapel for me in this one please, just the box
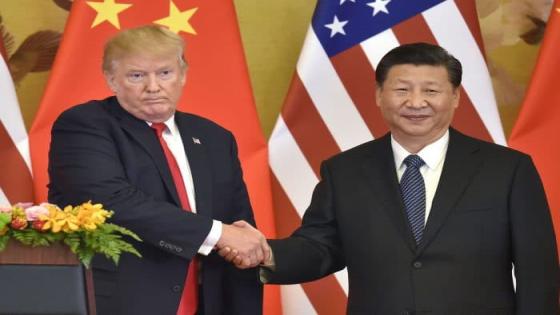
[175,113,213,218]
[107,99,180,206]
[417,129,483,254]
[361,134,417,253]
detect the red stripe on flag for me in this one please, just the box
[452,95,493,142]
[271,173,348,314]
[282,75,341,176]
[331,45,389,139]
[392,14,493,142]
[0,123,33,203]
[392,13,438,45]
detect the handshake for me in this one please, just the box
[216,220,272,269]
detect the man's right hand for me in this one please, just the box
[216,220,270,269]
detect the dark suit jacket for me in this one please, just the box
[48,96,262,315]
[267,129,559,314]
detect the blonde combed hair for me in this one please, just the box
[103,25,186,73]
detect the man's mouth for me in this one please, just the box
[144,98,166,104]
[402,114,429,121]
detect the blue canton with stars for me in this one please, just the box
[312,0,447,57]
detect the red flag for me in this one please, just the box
[269,0,503,313]
[509,2,560,249]
[0,35,34,205]
[29,0,279,312]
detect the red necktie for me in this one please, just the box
[151,123,198,315]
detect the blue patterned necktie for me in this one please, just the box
[400,155,426,245]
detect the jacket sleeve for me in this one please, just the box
[266,161,346,284]
[510,154,560,314]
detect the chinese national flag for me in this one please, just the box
[509,2,560,249]
[29,0,280,312]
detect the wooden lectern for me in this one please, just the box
[0,241,96,315]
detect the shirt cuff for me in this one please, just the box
[198,220,222,255]
[259,250,276,284]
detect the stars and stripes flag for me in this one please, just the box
[269,0,504,313]
[0,35,34,205]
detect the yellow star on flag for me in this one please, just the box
[86,0,132,29]
[154,1,198,35]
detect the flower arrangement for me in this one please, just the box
[0,201,141,268]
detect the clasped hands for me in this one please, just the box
[216,220,271,269]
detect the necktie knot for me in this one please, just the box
[151,122,167,136]
[403,155,425,169]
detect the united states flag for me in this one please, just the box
[0,37,33,205]
[268,0,504,313]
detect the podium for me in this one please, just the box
[0,241,96,315]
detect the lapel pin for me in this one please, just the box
[192,137,201,145]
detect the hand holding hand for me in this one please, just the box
[216,220,270,269]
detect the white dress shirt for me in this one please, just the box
[392,130,449,224]
[148,116,222,255]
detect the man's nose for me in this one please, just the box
[145,74,160,92]
[407,91,426,108]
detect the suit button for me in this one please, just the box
[412,261,422,269]
[172,285,181,292]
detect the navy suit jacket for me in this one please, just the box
[48,96,262,315]
[267,129,559,314]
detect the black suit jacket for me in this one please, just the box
[48,96,262,315]
[267,129,559,314]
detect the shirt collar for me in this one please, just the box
[146,114,178,136]
[391,130,449,170]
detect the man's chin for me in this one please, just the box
[131,110,175,123]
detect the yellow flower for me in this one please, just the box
[41,205,73,233]
[36,201,113,233]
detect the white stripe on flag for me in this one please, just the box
[0,189,9,206]
[269,117,318,217]
[334,268,349,295]
[361,29,400,69]
[423,0,506,145]
[297,27,373,151]
[0,57,32,170]
[281,285,317,315]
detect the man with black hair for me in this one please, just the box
[227,42,560,314]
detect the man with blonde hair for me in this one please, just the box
[48,25,268,315]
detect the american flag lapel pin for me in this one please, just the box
[192,137,201,145]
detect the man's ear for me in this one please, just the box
[452,87,460,108]
[375,86,382,108]
[104,71,117,93]
[180,69,187,87]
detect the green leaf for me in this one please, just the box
[0,234,9,251]
[12,229,53,247]
[63,233,82,253]
[0,211,142,267]
[0,213,11,229]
